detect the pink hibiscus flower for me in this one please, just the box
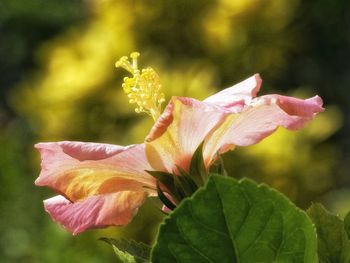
[35,56,323,235]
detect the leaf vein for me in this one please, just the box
[240,205,276,256]
[189,203,231,238]
[214,179,240,262]
[175,206,216,263]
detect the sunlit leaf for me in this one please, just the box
[152,175,317,262]
[307,203,350,263]
[100,237,150,263]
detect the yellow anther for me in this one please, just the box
[115,52,166,121]
[115,56,134,74]
[130,52,140,58]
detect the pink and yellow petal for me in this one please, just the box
[257,95,324,122]
[145,97,227,173]
[35,142,156,202]
[44,191,146,235]
[203,74,262,112]
[203,95,324,166]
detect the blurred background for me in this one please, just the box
[0,0,349,261]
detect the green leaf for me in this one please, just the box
[176,165,199,194]
[100,238,150,263]
[146,170,181,201]
[307,203,350,263]
[147,168,199,205]
[189,142,207,186]
[156,181,176,211]
[151,175,317,263]
[209,155,228,176]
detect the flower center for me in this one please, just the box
[115,52,165,121]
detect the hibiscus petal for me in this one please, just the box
[203,74,262,112]
[203,95,324,166]
[44,191,146,235]
[145,97,227,173]
[35,142,155,202]
[259,94,324,119]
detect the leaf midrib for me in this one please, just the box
[214,179,241,263]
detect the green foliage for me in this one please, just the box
[209,155,228,177]
[146,170,179,209]
[152,175,317,262]
[307,204,350,263]
[156,180,176,211]
[100,238,150,263]
[189,142,207,186]
[174,166,199,197]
